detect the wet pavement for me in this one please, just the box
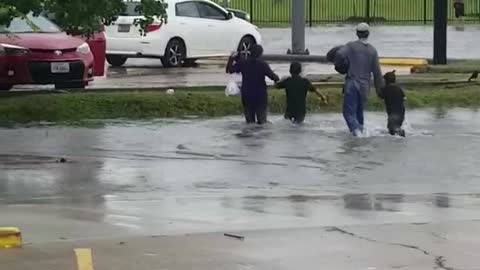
[1,109,480,240]
[92,60,338,89]
[2,109,480,268]
[4,222,480,270]
[262,24,480,59]
[12,25,480,91]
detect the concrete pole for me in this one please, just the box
[433,0,447,65]
[289,0,308,54]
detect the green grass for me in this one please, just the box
[221,0,480,25]
[0,84,479,124]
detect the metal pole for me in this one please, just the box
[366,0,371,23]
[289,0,308,54]
[249,0,253,23]
[433,0,448,65]
[309,0,313,27]
[423,0,427,25]
[478,0,480,22]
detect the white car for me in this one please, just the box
[105,0,262,68]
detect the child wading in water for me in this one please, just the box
[275,62,327,124]
[380,70,406,137]
[226,44,279,125]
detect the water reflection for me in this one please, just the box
[434,194,450,208]
[54,130,107,222]
[289,195,309,217]
[242,196,268,214]
[434,107,448,119]
[343,193,405,212]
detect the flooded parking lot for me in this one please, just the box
[11,25,480,91]
[263,25,480,59]
[2,109,480,243]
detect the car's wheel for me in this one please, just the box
[106,55,128,67]
[237,36,256,59]
[55,82,86,90]
[0,84,13,91]
[162,39,186,68]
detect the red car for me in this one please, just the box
[0,14,95,90]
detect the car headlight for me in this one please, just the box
[77,42,90,54]
[0,43,30,55]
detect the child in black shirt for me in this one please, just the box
[380,70,406,137]
[275,62,327,124]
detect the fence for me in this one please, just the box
[219,0,480,25]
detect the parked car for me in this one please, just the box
[44,13,106,77]
[105,0,261,68]
[0,14,95,90]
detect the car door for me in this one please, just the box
[195,1,235,56]
[173,1,208,57]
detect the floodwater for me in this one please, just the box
[263,25,480,59]
[2,109,480,242]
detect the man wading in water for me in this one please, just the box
[335,23,384,136]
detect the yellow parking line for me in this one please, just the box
[74,248,94,270]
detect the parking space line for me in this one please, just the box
[74,248,94,270]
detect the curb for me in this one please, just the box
[0,227,22,248]
[380,58,428,66]
[263,54,429,66]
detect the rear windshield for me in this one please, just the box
[0,14,61,34]
[121,1,143,16]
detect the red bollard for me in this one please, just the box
[86,28,106,77]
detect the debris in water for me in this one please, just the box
[118,241,125,245]
[224,233,245,241]
[177,144,189,150]
[56,158,67,163]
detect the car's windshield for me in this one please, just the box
[0,14,61,34]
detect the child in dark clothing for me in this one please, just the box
[226,44,279,124]
[380,70,406,137]
[275,62,327,124]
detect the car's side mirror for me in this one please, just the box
[227,12,233,20]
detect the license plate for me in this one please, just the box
[118,24,131,33]
[51,62,70,74]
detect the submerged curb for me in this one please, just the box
[379,58,428,66]
[263,54,429,66]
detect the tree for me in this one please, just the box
[0,0,167,36]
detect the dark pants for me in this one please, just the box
[387,113,405,137]
[454,3,465,18]
[242,95,267,124]
[343,80,364,133]
[285,111,305,124]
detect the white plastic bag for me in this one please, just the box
[225,75,242,96]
